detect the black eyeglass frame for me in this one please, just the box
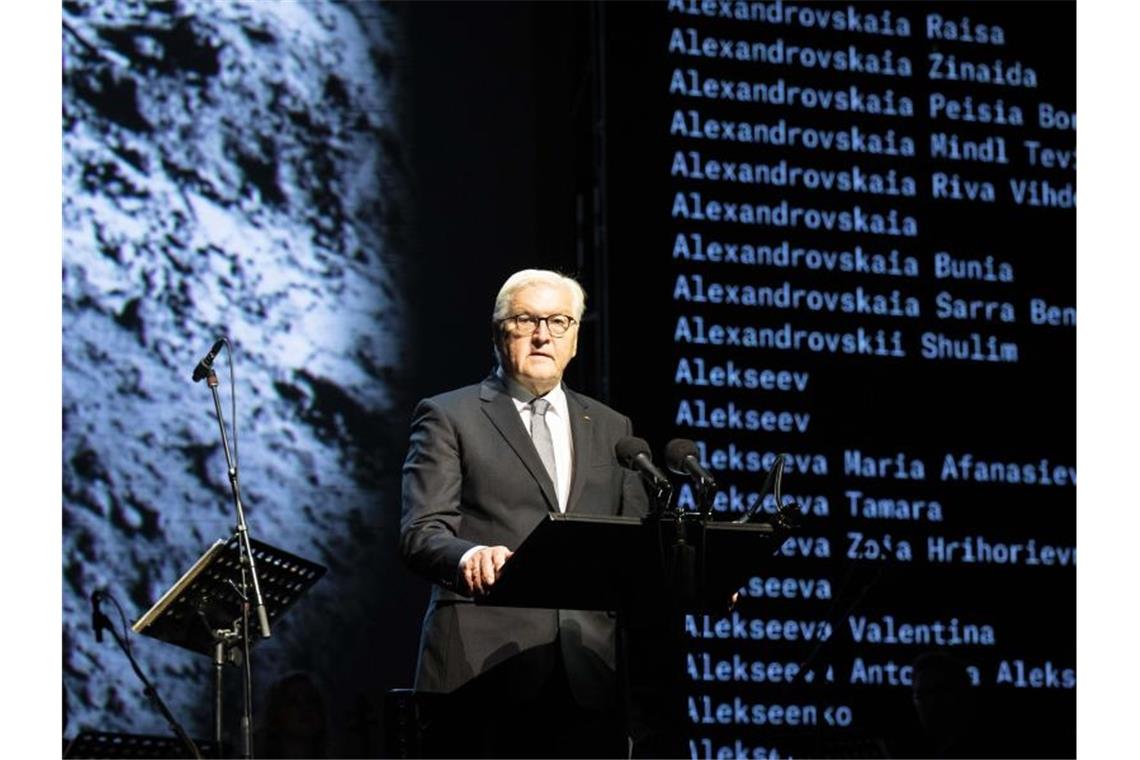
[498,313,578,337]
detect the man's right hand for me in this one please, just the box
[461,545,514,596]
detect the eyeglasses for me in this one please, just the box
[501,313,577,337]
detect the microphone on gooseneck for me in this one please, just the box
[664,438,717,490]
[735,453,787,524]
[615,437,672,491]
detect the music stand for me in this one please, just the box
[133,536,326,755]
[63,731,217,759]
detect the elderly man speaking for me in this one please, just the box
[400,269,649,757]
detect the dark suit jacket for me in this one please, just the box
[400,374,649,709]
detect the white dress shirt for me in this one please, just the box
[458,375,576,572]
[504,379,573,512]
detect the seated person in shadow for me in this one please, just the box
[254,671,329,759]
[912,650,1027,759]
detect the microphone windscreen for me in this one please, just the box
[615,437,652,469]
[664,438,699,473]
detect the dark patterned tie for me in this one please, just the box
[530,397,558,491]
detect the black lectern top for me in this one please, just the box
[480,513,780,612]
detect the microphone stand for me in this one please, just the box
[695,476,715,518]
[203,364,270,760]
[92,594,202,759]
[645,472,674,516]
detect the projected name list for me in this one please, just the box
[652,2,1076,755]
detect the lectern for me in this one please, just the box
[481,512,783,611]
[400,511,793,757]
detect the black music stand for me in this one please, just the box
[63,731,218,759]
[133,536,326,756]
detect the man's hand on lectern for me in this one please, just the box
[462,545,514,596]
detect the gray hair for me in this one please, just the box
[491,269,586,323]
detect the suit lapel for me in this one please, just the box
[565,389,592,513]
[479,377,559,512]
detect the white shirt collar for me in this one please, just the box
[498,369,574,512]
[500,371,569,420]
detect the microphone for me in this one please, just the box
[615,437,672,491]
[664,438,717,490]
[91,590,105,644]
[191,339,226,382]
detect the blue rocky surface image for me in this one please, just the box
[62,1,410,751]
